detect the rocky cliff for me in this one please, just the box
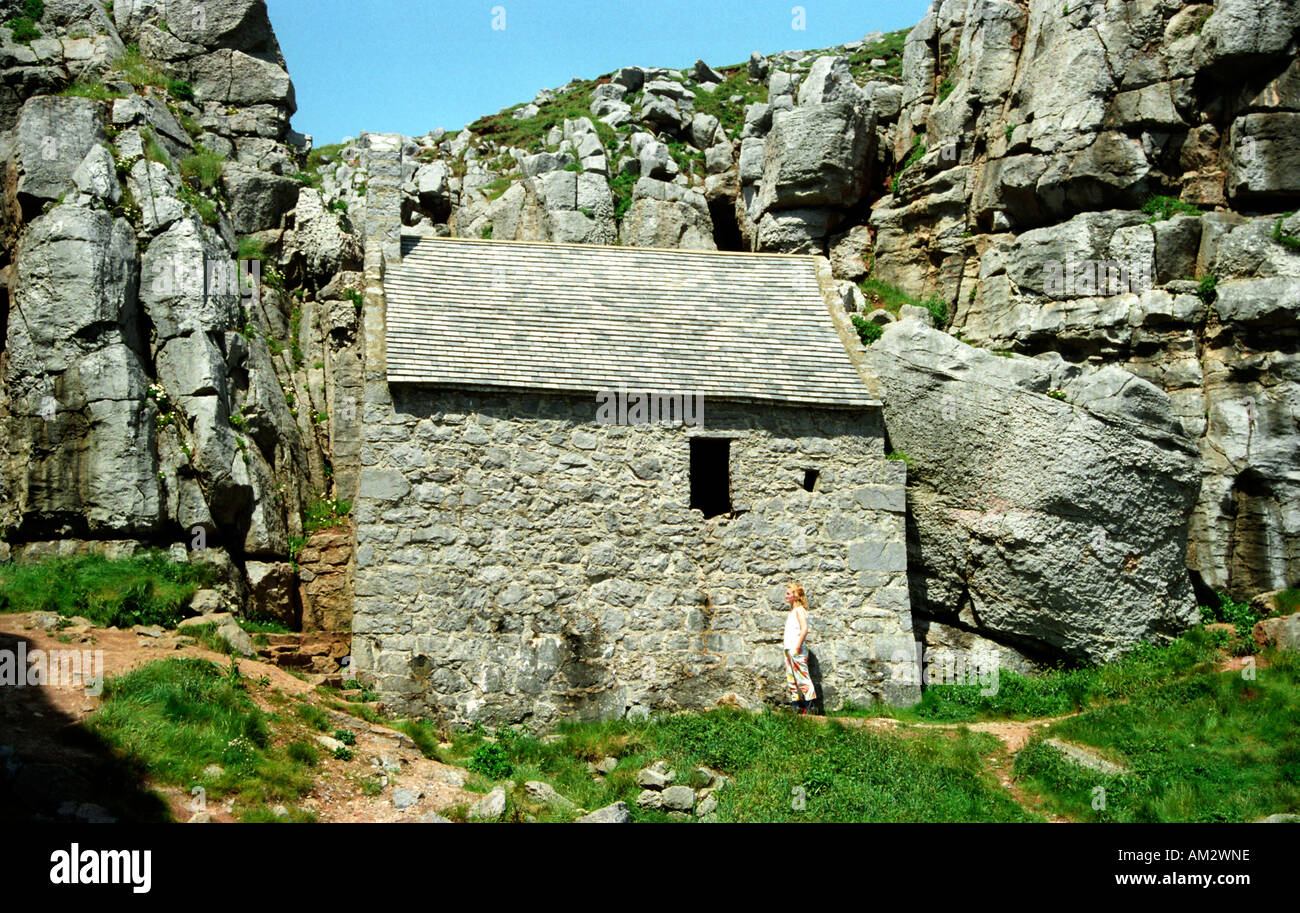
[0,0,362,627]
[1,0,1296,669]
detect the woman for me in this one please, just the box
[783,583,816,714]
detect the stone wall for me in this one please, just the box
[353,387,918,728]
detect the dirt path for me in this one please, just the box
[0,612,480,823]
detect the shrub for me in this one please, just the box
[891,137,926,194]
[922,296,948,327]
[7,17,40,43]
[468,741,513,780]
[166,78,194,102]
[177,183,219,225]
[1142,195,1201,222]
[1196,273,1217,304]
[851,314,882,346]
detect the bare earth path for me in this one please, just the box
[0,612,478,823]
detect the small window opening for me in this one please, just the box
[690,438,732,519]
[802,468,820,492]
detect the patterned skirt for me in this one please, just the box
[783,649,817,702]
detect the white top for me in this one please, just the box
[784,606,807,652]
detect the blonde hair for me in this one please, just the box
[787,583,808,609]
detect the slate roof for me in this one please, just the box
[383,236,876,409]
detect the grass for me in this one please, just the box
[1014,649,1300,822]
[87,658,317,819]
[1277,588,1300,615]
[845,28,909,83]
[1142,194,1203,222]
[237,236,267,261]
[886,450,913,468]
[141,127,170,167]
[441,709,1034,822]
[689,67,769,140]
[179,145,225,191]
[854,626,1232,725]
[857,277,949,327]
[60,80,124,101]
[609,171,636,222]
[468,79,615,153]
[0,551,214,628]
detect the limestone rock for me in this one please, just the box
[468,786,508,821]
[289,188,363,286]
[753,102,874,217]
[1253,613,1300,652]
[15,95,106,206]
[523,781,575,809]
[859,320,1201,662]
[244,561,296,625]
[575,801,631,823]
[71,144,121,204]
[221,161,300,234]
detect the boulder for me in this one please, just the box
[660,785,696,812]
[221,161,301,234]
[752,102,873,217]
[140,217,241,341]
[636,761,675,789]
[620,179,715,250]
[114,0,285,58]
[753,207,836,254]
[523,781,575,809]
[468,786,508,821]
[858,319,1202,663]
[1253,613,1300,652]
[244,561,296,625]
[6,205,161,534]
[575,801,631,823]
[1226,113,1300,201]
[184,49,295,113]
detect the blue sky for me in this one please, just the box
[268,0,933,145]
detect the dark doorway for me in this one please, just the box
[708,196,745,252]
[802,468,820,492]
[690,437,732,519]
